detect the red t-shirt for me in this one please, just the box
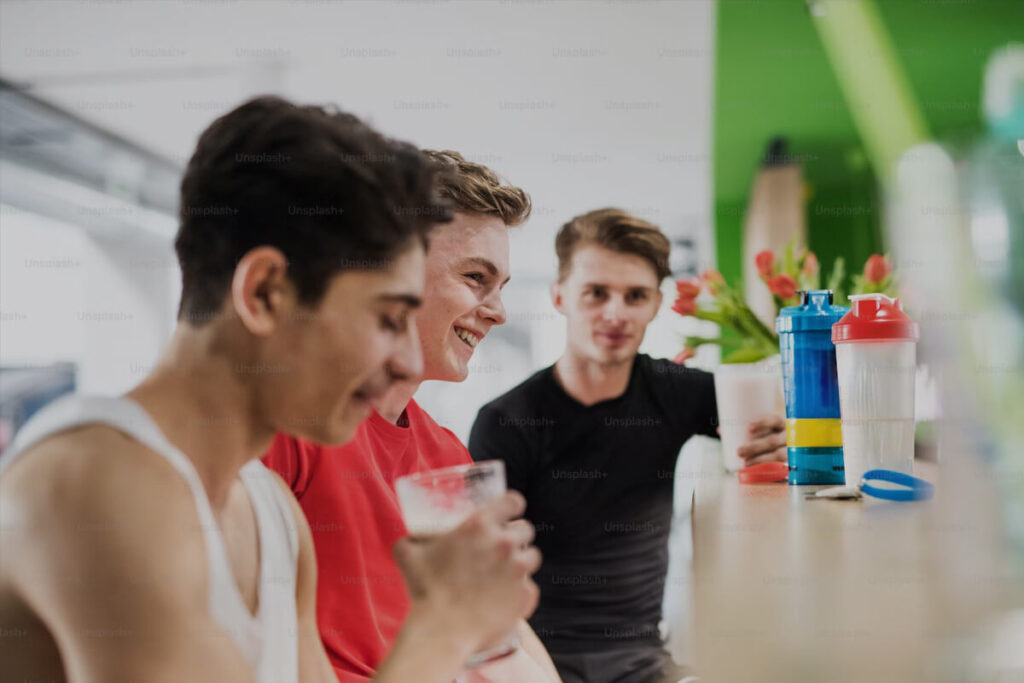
[261,399,470,682]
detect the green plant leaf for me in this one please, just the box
[827,257,846,295]
[722,347,777,364]
[692,309,729,325]
[783,239,796,276]
[683,335,743,351]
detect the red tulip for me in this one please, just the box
[755,249,775,280]
[672,296,697,316]
[672,347,696,365]
[699,268,724,284]
[675,278,702,299]
[802,252,819,276]
[864,254,891,284]
[768,273,798,299]
[699,268,725,294]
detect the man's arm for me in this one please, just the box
[516,620,561,681]
[469,407,562,681]
[657,362,721,440]
[660,359,786,464]
[275,471,542,683]
[468,405,532,496]
[377,493,542,683]
[464,620,561,682]
[2,428,254,683]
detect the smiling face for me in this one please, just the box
[551,244,663,367]
[415,212,511,382]
[257,243,427,444]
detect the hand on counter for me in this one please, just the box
[734,414,787,465]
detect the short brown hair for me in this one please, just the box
[555,208,671,282]
[422,150,531,226]
[176,96,450,323]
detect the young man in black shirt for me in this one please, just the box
[468,208,786,683]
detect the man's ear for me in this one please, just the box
[231,246,292,336]
[549,280,565,315]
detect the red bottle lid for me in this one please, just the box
[831,294,919,343]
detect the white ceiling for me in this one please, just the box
[0,0,717,278]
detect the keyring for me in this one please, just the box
[859,469,934,501]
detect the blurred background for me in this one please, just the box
[1,0,721,442]
[2,1,1022,679]
[2,0,1018,443]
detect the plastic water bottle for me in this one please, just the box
[776,290,848,485]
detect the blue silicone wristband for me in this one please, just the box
[860,469,934,502]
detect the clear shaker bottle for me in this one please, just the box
[831,294,920,486]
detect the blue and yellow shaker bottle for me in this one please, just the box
[776,290,849,485]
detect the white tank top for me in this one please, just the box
[0,395,299,683]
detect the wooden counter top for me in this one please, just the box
[687,449,1022,683]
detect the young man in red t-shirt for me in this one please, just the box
[263,151,560,682]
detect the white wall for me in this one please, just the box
[0,0,718,440]
[0,205,179,395]
[0,4,718,655]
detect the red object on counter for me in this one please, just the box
[738,461,789,484]
[831,294,919,343]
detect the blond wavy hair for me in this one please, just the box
[422,150,531,227]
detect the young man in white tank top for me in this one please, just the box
[0,97,542,683]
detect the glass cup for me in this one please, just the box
[713,357,785,471]
[395,460,520,667]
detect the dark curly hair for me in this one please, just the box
[175,96,452,324]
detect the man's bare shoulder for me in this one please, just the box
[1,424,206,596]
[0,426,253,682]
[2,423,194,514]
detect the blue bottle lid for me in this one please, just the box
[776,290,849,333]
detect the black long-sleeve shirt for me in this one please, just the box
[468,354,718,654]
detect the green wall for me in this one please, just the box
[713,0,1022,289]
